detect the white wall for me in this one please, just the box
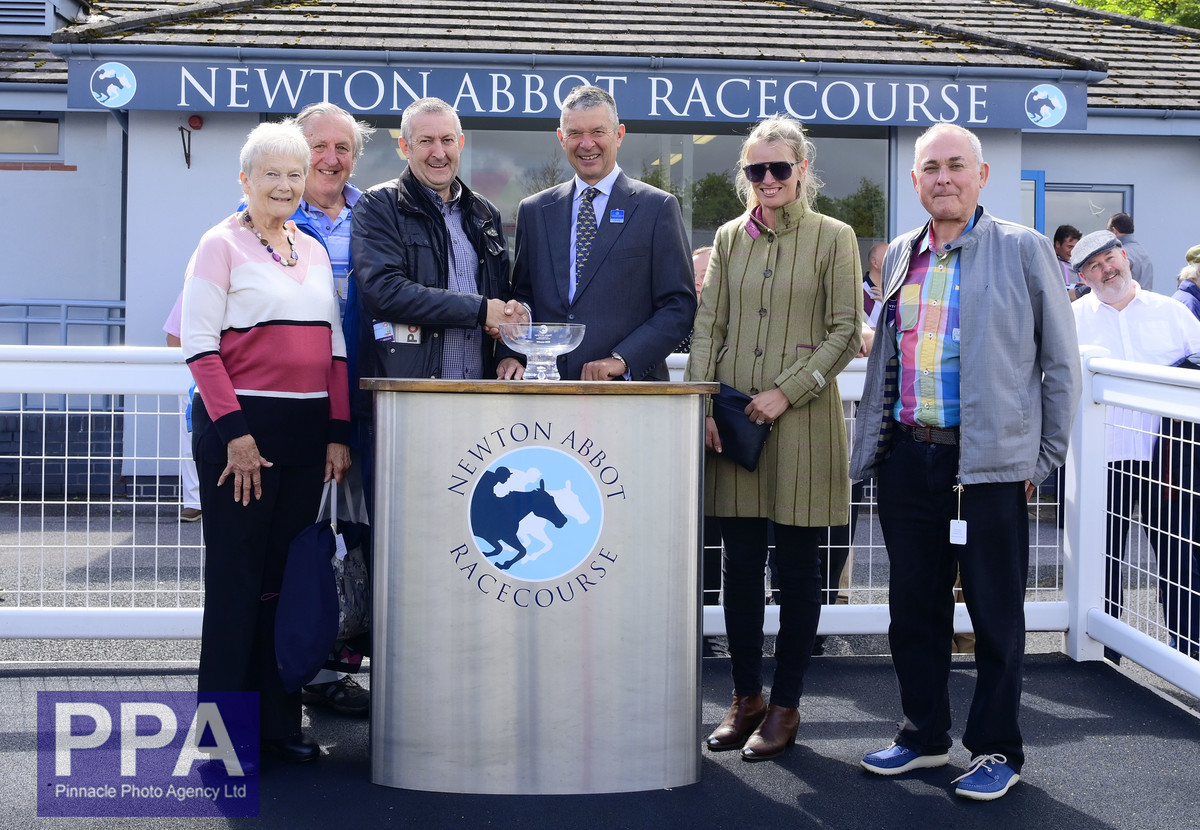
[0,112,123,301]
[890,127,1025,238]
[1023,130,1200,295]
[124,110,258,345]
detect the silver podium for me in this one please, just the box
[363,378,714,794]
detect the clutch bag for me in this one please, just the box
[710,383,773,472]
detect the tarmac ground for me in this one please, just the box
[4,647,1199,830]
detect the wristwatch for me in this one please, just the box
[611,352,629,373]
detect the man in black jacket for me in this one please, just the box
[350,96,525,384]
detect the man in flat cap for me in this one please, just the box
[1071,230,1200,660]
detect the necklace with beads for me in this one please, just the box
[242,210,300,267]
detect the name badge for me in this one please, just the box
[609,209,624,224]
[373,321,422,344]
[372,321,394,342]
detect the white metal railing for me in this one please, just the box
[2,344,1198,701]
[1065,347,1200,698]
[0,346,1058,640]
[0,346,201,637]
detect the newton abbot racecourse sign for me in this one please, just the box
[69,60,1086,130]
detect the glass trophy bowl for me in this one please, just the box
[499,322,586,381]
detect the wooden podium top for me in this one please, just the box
[360,378,718,396]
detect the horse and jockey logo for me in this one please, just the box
[468,447,603,580]
[89,62,137,108]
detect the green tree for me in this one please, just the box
[690,171,743,230]
[815,177,886,241]
[1072,0,1200,28]
[636,164,684,201]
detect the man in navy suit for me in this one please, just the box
[497,85,696,381]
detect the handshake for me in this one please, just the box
[483,299,531,340]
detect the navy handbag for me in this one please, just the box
[275,482,340,693]
[710,383,774,472]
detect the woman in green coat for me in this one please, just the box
[686,114,862,761]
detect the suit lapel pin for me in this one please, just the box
[609,209,624,224]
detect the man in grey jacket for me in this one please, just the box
[852,124,1080,801]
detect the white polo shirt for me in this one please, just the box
[1073,284,1200,461]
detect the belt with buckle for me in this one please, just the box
[896,421,959,446]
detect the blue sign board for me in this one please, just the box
[70,59,1086,130]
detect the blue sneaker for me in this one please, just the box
[952,754,1020,801]
[861,743,950,776]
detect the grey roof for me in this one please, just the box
[2,0,1199,112]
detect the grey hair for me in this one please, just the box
[735,114,824,210]
[559,85,620,132]
[1179,262,1200,287]
[293,102,375,161]
[239,121,310,177]
[400,97,462,146]
[912,123,985,168]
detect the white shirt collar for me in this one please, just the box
[573,165,621,200]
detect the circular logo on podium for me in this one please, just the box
[90,62,137,108]
[469,447,603,581]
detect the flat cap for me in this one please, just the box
[1070,230,1123,274]
[1187,244,1200,265]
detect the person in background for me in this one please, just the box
[693,246,713,296]
[1107,212,1154,290]
[692,244,726,658]
[1069,230,1200,662]
[853,124,1079,801]
[182,121,351,764]
[1173,252,1200,321]
[163,294,201,523]
[863,241,887,328]
[1053,224,1081,286]
[686,114,861,761]
[288,101,376,718]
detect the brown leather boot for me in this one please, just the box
[705,693,767,751]
[740,704,800,761]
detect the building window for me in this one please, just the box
[1044,183,1131,237]
[351,121,888,254]
[0,118,60,155]
[1021,170,1046,233]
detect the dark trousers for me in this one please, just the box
[1151,423,1200,657]
[1105,460,1153,617]
[877,433,1029,772]
[196,455,325,741]
[719,517,822,708]
[1154,496,1200,656]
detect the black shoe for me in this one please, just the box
[301,676,370,717]
[262,733,319,763]
[811,635,826,656]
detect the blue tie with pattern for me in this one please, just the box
[572,186,600,302]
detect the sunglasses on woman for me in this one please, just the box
[742,161,801,183]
